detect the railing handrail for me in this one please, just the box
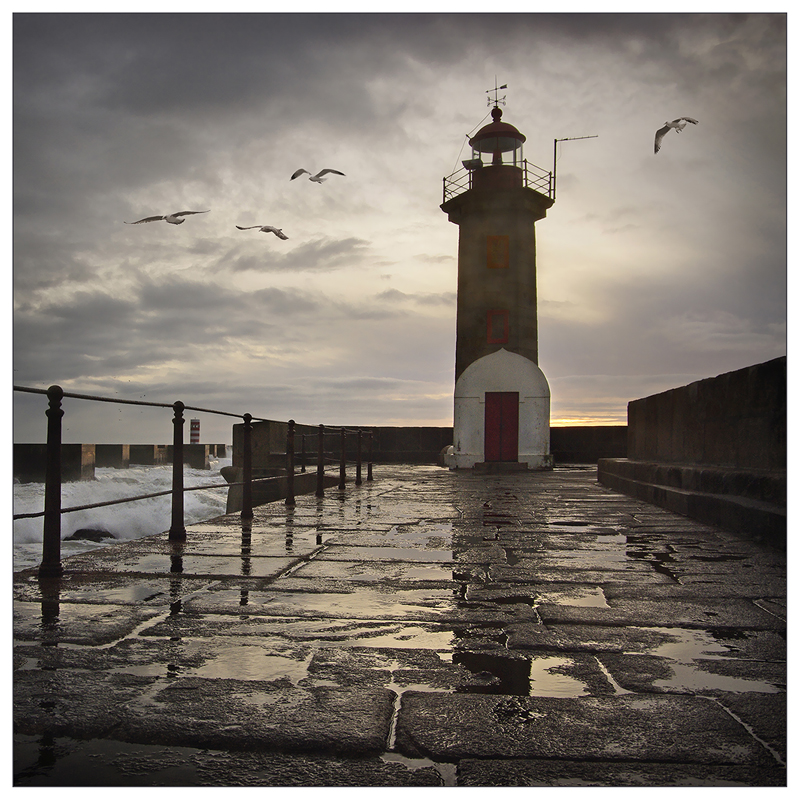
[14,386,379,431]
[442,159,554,204]
[14,385,268,421]
[11,469,341,520]
[14,384,375,578]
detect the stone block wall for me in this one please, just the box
[626,357,785,470]
[14,444,96,483]
[550,426,627,464]
[232,421,627,468]
[599,357,786,545]
[95,444,130,469]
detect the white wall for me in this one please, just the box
[446,349,551,469]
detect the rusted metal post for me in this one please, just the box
[39,384,64,578]
[285,419,296,507]
[169,401,186,541]
[316,424,325,498]
[241,413,253,527]
[339,427,346,490]
[300,433,306,473]
[367,431,374,482]
[356,427,363,486]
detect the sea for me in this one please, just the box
[12,454,233,572]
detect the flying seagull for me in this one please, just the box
[654,117,699,154]
[291,168,345,183]
[125,210,209,225]
[236,225,288,240]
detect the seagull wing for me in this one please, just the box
[173,210,209,217]
[236,225,261,230]
[261,226,289,239]
[654,125,671,154]
[291,169,310,180]
[314,169,345,178]
[125,215,165,224]
[683,117,699,125]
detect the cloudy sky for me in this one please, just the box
[11,11,787,445]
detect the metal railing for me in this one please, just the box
[13,385,374,579]
[442,159,554,204]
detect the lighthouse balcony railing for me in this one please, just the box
[442,159,554,204]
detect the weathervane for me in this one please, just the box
[486,78,507,108]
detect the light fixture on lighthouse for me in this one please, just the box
[469,106,526,168]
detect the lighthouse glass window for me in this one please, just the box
[487,235,509,269]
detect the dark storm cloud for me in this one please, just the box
[12,12,786,440]
[228,237,371,273]
[11,269,444,390]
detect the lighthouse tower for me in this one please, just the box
[441,103,554,470]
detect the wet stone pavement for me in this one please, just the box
[13,464,787,786]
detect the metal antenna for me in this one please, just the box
[552,135,598,200]
[486,77,508,108]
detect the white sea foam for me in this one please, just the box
[13,457,233,571]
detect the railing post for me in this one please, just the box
[241,413,253,527]
[300,434,306,473]
[367,431,374,482]
[169,401,186,541]
[286,419,296,507]
[316,424,325,498]
[39,384,64,578]
[339,427,346,490]
[355,427,363,486]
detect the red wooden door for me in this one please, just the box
[484,392,519,462]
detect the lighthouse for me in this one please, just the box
[441,102,554,470]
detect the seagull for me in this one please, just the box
[236,225,288,240]
[654,117,699,154]
[124,210,209,225]
[290,168,345,183]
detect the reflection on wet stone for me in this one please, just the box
[38,577,61,629]
[12,465,786,786]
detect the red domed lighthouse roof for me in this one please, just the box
[469,106,526,153]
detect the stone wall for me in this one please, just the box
[626,357,785,470]
[14,444,96,483]
[232,420,627,468]
[550,426,627,464]
[598,357,786,546]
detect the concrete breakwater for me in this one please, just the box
[13,443,228,483]
[13,464,786,786]
[599,357,786,547]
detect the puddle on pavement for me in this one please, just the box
[14,733,212,786]
[640,626,745,661]
[636,626,783,694]
[337,625,456,650]
[537,586,609,608]
[321,545,453,562]
[242,588,458,619]
[454,651,591,697]
[184,646,313,681]
[238,619,458,651]
[381,753,456,787]
[654,663,782,694]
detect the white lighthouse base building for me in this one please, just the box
[444,349,552,470]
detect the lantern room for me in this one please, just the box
[470,106,526,165]
[462,106,527,191]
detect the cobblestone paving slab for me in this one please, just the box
[394,691,777,765]
[456,758,786,787]
[13,465,786,786]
